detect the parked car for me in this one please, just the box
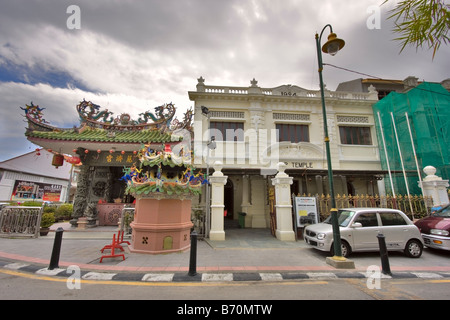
[414,204,450,251]
[304,208,424,258]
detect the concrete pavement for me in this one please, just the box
[0,222,449,283]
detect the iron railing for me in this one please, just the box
[0,206,43,238]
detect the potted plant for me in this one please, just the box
[40,212,55,236]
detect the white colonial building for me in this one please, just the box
[189,77,382,234]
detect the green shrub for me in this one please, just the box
[43,206,57,213]
[55,203,73,220]
[22,201,42,207]
[40,212,55,228]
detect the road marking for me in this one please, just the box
[202,273,233,282]
[411,272,443,279]
[82,272,117,280]
[4,263,30,270]
[142,273,174,282]
[0,268,328,287]
[260,273,283,281]
[36,268,66,276]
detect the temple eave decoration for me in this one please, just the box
[122,143,206,197]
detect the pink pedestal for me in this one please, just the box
[129,196,193,254]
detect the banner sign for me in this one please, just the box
[11,180,63,202]
[293,197,319,227]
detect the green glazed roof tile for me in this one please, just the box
[26,128,179,143]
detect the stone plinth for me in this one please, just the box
[76,217,88,230]
[129,194,194,254]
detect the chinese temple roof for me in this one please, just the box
[22,100,193,156]
[25,126,177,144]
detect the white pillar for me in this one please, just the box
[420,166,449,206]
[271,162,295,241]
[209,161,228,241]
[240,174,251,216]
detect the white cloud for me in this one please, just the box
[0,0,449,162]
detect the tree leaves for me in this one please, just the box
[384,0,449,59]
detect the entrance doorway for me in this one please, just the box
[224,179,237,229]
[224,179,234,219]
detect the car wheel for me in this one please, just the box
[330,240,351,258]
[404,239,423,258]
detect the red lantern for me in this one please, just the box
[52,154,64,168]
[164,144,172,153]
[66,156,81,165]
[72,149,78,153]
[97,149,101,153]
[121,150,125,155]
[133,150,137,155]
[109,149,114,153]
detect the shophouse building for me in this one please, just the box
[189,77,381,230]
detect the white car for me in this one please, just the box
[304,208,424,258]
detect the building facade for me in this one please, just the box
[0,149,72,203]
[189,77,381,229]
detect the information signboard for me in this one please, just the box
[293,197,319,227]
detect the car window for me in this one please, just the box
[434,205,450,218]
[324,210,355,227]
[354,212,378,227]
[380,212,407,226]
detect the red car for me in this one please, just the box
[414,204,450,251]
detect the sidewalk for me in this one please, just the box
[1,223,450,283]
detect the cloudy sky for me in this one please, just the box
[0,0,449,162]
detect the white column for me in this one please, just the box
[240,174,251,215]
[271,162,295,241]
[209,161,228,241]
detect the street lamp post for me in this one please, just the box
[201,106,216,239]
[315,24,346,261]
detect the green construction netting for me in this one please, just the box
[373,82,450,196]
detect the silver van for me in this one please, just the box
[304,208,424,258]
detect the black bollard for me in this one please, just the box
[377,233,391,275]
[188,230,198,276]
[49,227,64,270]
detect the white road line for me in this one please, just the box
[36,268,66,276]
[411,272,443,279]
[82,272,117,280]
[4,263,30,270]
[141,273,174,282]
[260,273,283,281]
[202,273,233,282]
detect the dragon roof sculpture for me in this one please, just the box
[23,100,193,136]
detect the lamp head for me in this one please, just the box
[322,32,345,56]
[201,106,209,115]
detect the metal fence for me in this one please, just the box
[314,193,434,221]
[0,206,43,238]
